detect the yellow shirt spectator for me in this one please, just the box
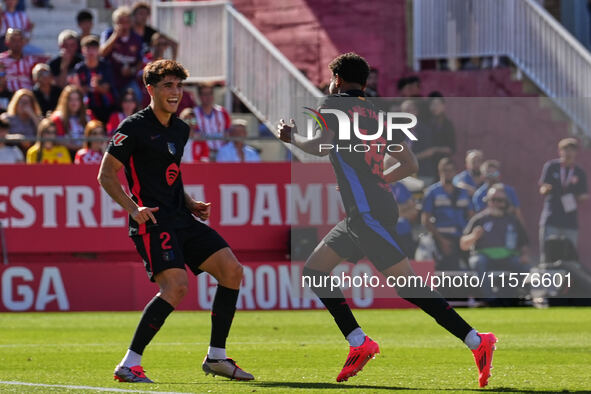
[26,144,72,164]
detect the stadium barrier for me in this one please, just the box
[0,260,434,312]
[0,163,298,254]
[150,0,325,162]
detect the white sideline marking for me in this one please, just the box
[0,341,266,348]
[0,381,190,394]
[0,342,208,348]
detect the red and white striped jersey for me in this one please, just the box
[193,104,231,151]
[0,11,33,35]
[0,52,36,92]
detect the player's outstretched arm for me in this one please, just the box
[275,118,333,157]
[383,142,418,184]
[98,153,159,225]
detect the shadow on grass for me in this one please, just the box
[250,382,587,393]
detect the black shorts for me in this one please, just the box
[323,213,407,271]
[131,220,229,282]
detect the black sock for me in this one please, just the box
[129,296,174,355]
[396,285,472,341]
[210,285,239,349]
[303,267,360,338]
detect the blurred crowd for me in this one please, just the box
[369,75,590,305]
[0,1,588,303]
[0,2,262,165]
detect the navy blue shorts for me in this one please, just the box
[323,214,407,271]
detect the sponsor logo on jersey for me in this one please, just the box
[166,163,179,186]
[112,132,128,146]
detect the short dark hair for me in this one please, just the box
[131,1,151,15]
[438,157,455,171]
[397,77,408,91]
[428,90,444,98]
[77,10,93,23]
[0,118,9,129]
[80,35,99,48]
[328,52,370,86]
[143,59,189,86]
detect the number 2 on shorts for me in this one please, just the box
[160,232,172,250]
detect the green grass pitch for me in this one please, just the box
[1,307,590,393]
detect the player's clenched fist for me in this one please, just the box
[276,118,296,143]
[131,206,159,224]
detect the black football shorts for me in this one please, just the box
[322,214,407,271]
[132,220,229,281]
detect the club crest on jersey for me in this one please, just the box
[112,132,128,146]
[166,163,179,186]
[167,142,176,155]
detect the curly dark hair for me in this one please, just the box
[143,59,189,86]
[328,52,370,86]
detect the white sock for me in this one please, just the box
[207,346,227,360]
[346,327,366,347]
[464,329,481,350]
[121,349,142,367]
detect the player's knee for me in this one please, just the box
[169,283,189,301]
[228,262,244,284]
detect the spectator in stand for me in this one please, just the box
[100,6,143,99]
[0,118,23,163]
[32,0,53,9]
[401,99,436,185]
[365,67,379,97]
[0,62,13,112]
[391,181,418,257]
[76,10,93,41]
[50,85,91,154]
[131,2,177,58]
[143,32,177,63]
[73,35,116,124]
[216,119,260,162]
[26,118,70,164]
[74,119,105,164]
[179,107,210,163]
[397,75,421,97]
[48,30,83,88]
[106,88,137,135]
[453,149,484,196]
[32,63,61,116]
[1,88,41,148]
[422,158,474,270]
[194,83,230,153]
[0,28,37,92]
[428,91,456,167]
[0,0,34,51]
[461,185,531,303]
[473,160,525,228]
[539,138,588,257]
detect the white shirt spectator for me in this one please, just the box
[216,143,261,163]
